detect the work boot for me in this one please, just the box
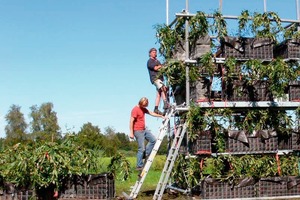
[154,108,163,115]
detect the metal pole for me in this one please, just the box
[264,0,267,12]
[185,0,190,107]
[166,0,169,25]
[296,0,300,31]
[297,0,300,20]
[219,0,223,12]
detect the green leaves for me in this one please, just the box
[107,152,131,181]
[0,137,104,190]
[202,154,298,180]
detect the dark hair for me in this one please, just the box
[149,48,157,54]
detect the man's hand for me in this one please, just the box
[129,133,134,140]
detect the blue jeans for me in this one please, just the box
[134,129,157,168]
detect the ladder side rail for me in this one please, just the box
[153,124,184,199]
[153,122,187,200]
[129,107,176,199]
[156,123,187,199]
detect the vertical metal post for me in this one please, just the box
[185,0,190,106]
[297,0,300,31]
[166,0,169,25]
[264,0,267,12]
[219,0,223,12]
[297,0,300,20]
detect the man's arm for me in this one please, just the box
[148,59,162,71]
[148,110,166,119]
[129,117,135,139]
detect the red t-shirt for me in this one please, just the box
[131,105,149,131]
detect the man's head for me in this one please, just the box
[138,97,149,107]
[149,48,157,57]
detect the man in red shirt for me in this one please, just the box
[129,97,166,170]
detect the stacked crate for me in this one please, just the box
[201,177,300,199]
[220,36,274,61]
[60,173,115,200]
[274,39,300,59]
[189,34,300,200]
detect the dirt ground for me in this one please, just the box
[114,189,195,200]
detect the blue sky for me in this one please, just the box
[0,0,298,138]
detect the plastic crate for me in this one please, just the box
[286,176,300,196]
[220,37,274,60]
[227,80,273,101]
[274,39,300,59]
[60,173,115,200]
[172,35,211,61]
[292,132,300,151]
[289,81,300,101]
[190,130,212,154]
[278,134,293,150]
[201,178,256,199]
[226,136,278,153]
[258,177,288,197]
[190,77,210,102]
[0,190,34,200]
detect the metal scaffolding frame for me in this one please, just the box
[165,0,300,109]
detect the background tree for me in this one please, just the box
[4,104,28,145]
[0,138,5,150]
[115,132,131,151]
[76,122,104,149]
[29,102,61,142]
[103,126,121,156]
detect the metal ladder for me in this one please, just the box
[153,121,187,200]
[123,106,176,200]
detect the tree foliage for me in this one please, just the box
[5,105,28,145]
[29,102,61,142]
[76,122,104,150]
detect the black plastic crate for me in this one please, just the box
[274,39,300,59]
[220,37,274,60]
[258,177,288,197]
[278,134,293,150]
[226,136,278,153]
[201,178,256,199]
[190,77,210,102]
[227,80,273,101]
[286,176,300,196]
[0,190,34,200]
[172,35,211,61]
[289,81,300,101]
[190,130,212,154]
[60,173,115,200]
[292,132,300,151]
